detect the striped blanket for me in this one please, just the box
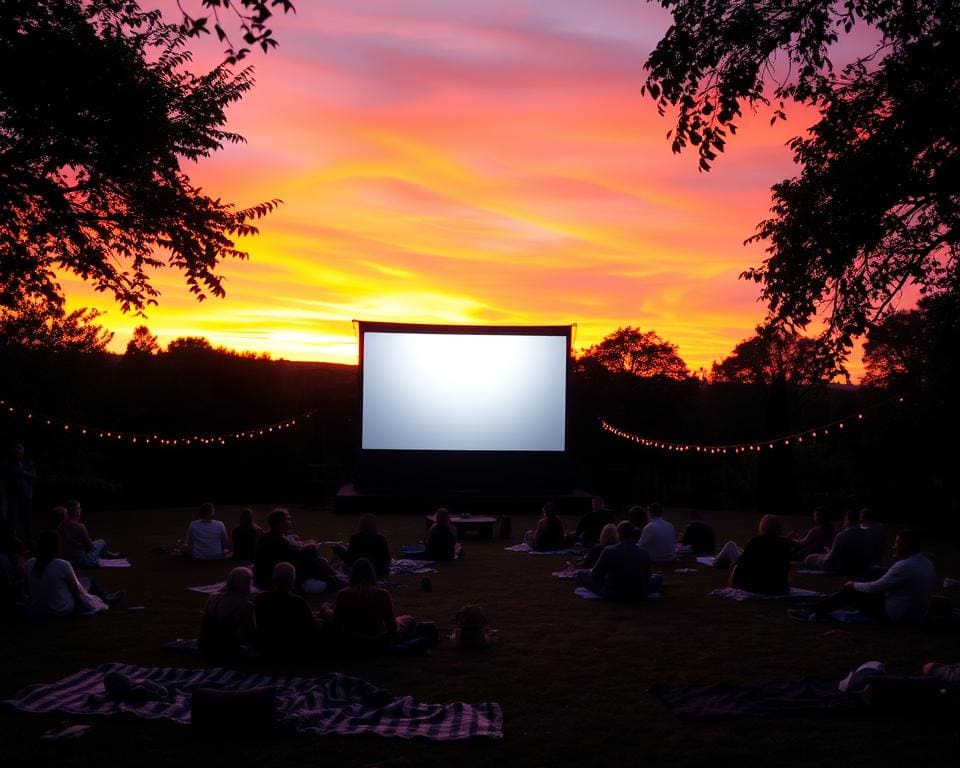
[6,663,503,741]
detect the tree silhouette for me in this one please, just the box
[863,290,960,391]
[125,325,160,356]
[0,1,281,315]
[711,325,832,387]
[0,299,112,352]
[579,327,690,380]
[166,336,214,355]
[644,2,960,359]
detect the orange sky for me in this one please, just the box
[61,1,861,375]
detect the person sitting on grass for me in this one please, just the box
[528,501,570,551]
[788,506,835,560]
[0,521,26,619]
[61,500,122,568]
[575,496,614,548]
[24,531,122,617]
[638,502,677,563]
[407,507,459,561]
[254,508,342,591]
[324,557,417,654]
[576,520,662,601]
[788,529,936,623]
[728,514,792,595]
[804,509,872,575]
[578,522,619,569]
[254,561,321,659]
[184,502,231,561]
[231,508,263,562]
[199,566,256,661]
[679,509,716,556]
[859,507,888,568]
[923,661,960,684]
[332,513,391,579]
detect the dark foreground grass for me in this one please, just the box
[2,505,959,767]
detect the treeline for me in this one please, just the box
[1,343,955,527]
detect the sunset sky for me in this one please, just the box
[62,1,853,375]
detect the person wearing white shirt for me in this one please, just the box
[789,529,936,623]
[184,502,231,560]
[25,531,120,616]
[637,502,676,562]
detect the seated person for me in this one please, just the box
[254,508,341,590]
[788,507,835,560]
[576,521,661,600]
[61,500,120,567]
[326,557,415,654]
[408,507,458,561]
[575,496,614,547]
[579,523,619,569]
[728,514,792,595]
[638,503,676,562]
[789,529,936,623]
[253,561,321,658]
[628,504,648,529]
[804,509,872,574]
[859,507,887,567]
[184,502,231,560]
[0,521,26,617]
[24,531,122,617]
[199,566,256,660]
[679,510,716,556]
[332,513,391,579]
[530,502,569,551]
[231,508,263,562]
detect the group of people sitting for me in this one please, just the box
[198,556,429,661]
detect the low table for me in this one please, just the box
[425,514,498,540]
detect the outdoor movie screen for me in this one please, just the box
[360,325,569,452]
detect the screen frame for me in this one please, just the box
[355,321,573,492]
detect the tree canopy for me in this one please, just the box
[711,325,830,387]
[0,0,284,316]
[578,327,690,380]
[644,1,959,359]
[0,299,113,353]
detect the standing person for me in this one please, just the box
[183,502,230,560]
[789,529,937,623]
[4,443,37,549]
[638,503,677,562]
[332,513,391,579]
[61,500,120,568]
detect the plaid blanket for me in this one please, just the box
[652,679,857,719]
[6,663,503,740]
[505,543,582,555]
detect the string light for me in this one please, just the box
[599,396,904,455]
[0,398,317,448]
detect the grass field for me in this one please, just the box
[2,504,959,767]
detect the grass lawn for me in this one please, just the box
[2,504,959,767]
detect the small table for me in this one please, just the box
[425,514,498,540]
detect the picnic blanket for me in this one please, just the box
[6,663,503,740]
[552,565,581,579]
[652,679,858,719]
[575,587,662,601]
[98,558,131,568]
[710,587,822,602]
[696,556,717,567]
[505,543,582,555]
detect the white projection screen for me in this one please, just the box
[360,325,570,452]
